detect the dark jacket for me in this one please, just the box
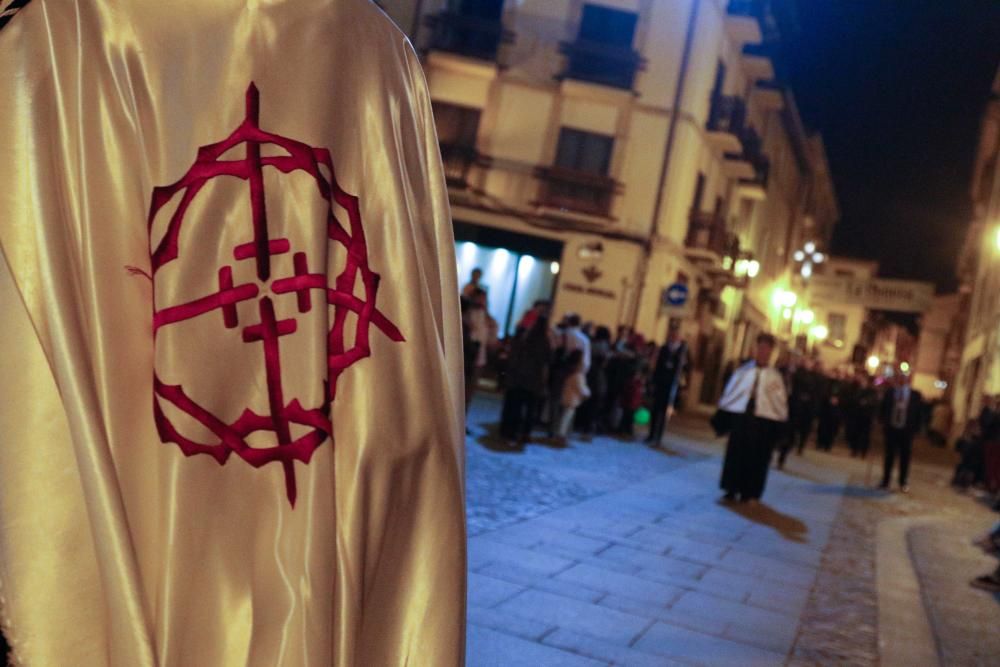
[879,386,923,435]
[651,341,688,405]
[506,329,553,395]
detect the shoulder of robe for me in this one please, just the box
[0,0,33,33]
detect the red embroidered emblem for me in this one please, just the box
[148,83,404,506]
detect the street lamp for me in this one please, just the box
[793,242,826,279]
[810,324,829,341]
[794,309,815,325]
[772,288,798,309]
[866,355,880,372]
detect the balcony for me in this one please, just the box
[738,127,769,183]
[725,0,763,46]
[685,210,731,262]
[439,143,489,189]
[424,11,512,63]
[751,80,785,111]
[535,166,619,219]
[558,39,645,91]
[706,94,746,153]
[741,43,775,82]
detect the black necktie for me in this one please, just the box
[746,368,760,416]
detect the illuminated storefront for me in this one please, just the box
[454,222,562,337]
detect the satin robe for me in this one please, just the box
[0,1,466,664]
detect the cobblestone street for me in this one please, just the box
[464,395,1000,666]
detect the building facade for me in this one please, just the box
[913,293,961,400]
[380,0,838,406]
[952,67,1000,432]
[806,256,878,371]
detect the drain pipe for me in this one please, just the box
[630,0,701,331]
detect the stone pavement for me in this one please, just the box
[464,395,1000,666]
[465,396,848,666]
[781,442,999,666]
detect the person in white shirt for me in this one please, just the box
[562,313,591,372]
[716,333,789,503]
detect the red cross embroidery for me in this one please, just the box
[147,83,404,506]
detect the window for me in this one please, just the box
[451,0,504,20]
[432,102,481,148]
[432,102,482,185]
[578,3,637,46]
[554,128,614,175]
[428,0,507,61]
[828,313,847,343]
[538,129,617,216]
[562,4,640,90]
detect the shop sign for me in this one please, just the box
[808,275,934,313]
[563,283,616,300]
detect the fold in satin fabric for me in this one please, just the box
[0,1,466,665]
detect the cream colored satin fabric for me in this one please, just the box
[0,1,466,665]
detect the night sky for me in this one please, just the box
[783,0,1000,292]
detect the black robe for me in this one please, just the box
[720,411,783,499]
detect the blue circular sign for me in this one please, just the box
[665,283,689,306]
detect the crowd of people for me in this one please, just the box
[459,269,688,449]
[952,398,1000,593]
[460,268,1000,592]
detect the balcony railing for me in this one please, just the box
[558,39,645,91]
[707,94,747,135]
[737,127,770,187]
[685,210,730,258]
[535,166,619,218]
[439,143,489,188]
[424,11,512,62]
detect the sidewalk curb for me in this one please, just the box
[876,516,940,667]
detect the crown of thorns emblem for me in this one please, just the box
[147,83,404,506]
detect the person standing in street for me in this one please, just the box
[463,287,490,416]
[717,334,789,503]
[789,357,820,454]
[978,396,1000,499]
[646,322,688,448]
[562,313,591,372]
[879,369,923,492]
[462,267,484,299]
[845,372,878,458]
[556,350,590,445]
[577,326,611,436]
[816,370,844,451]
[500,314,553,447]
